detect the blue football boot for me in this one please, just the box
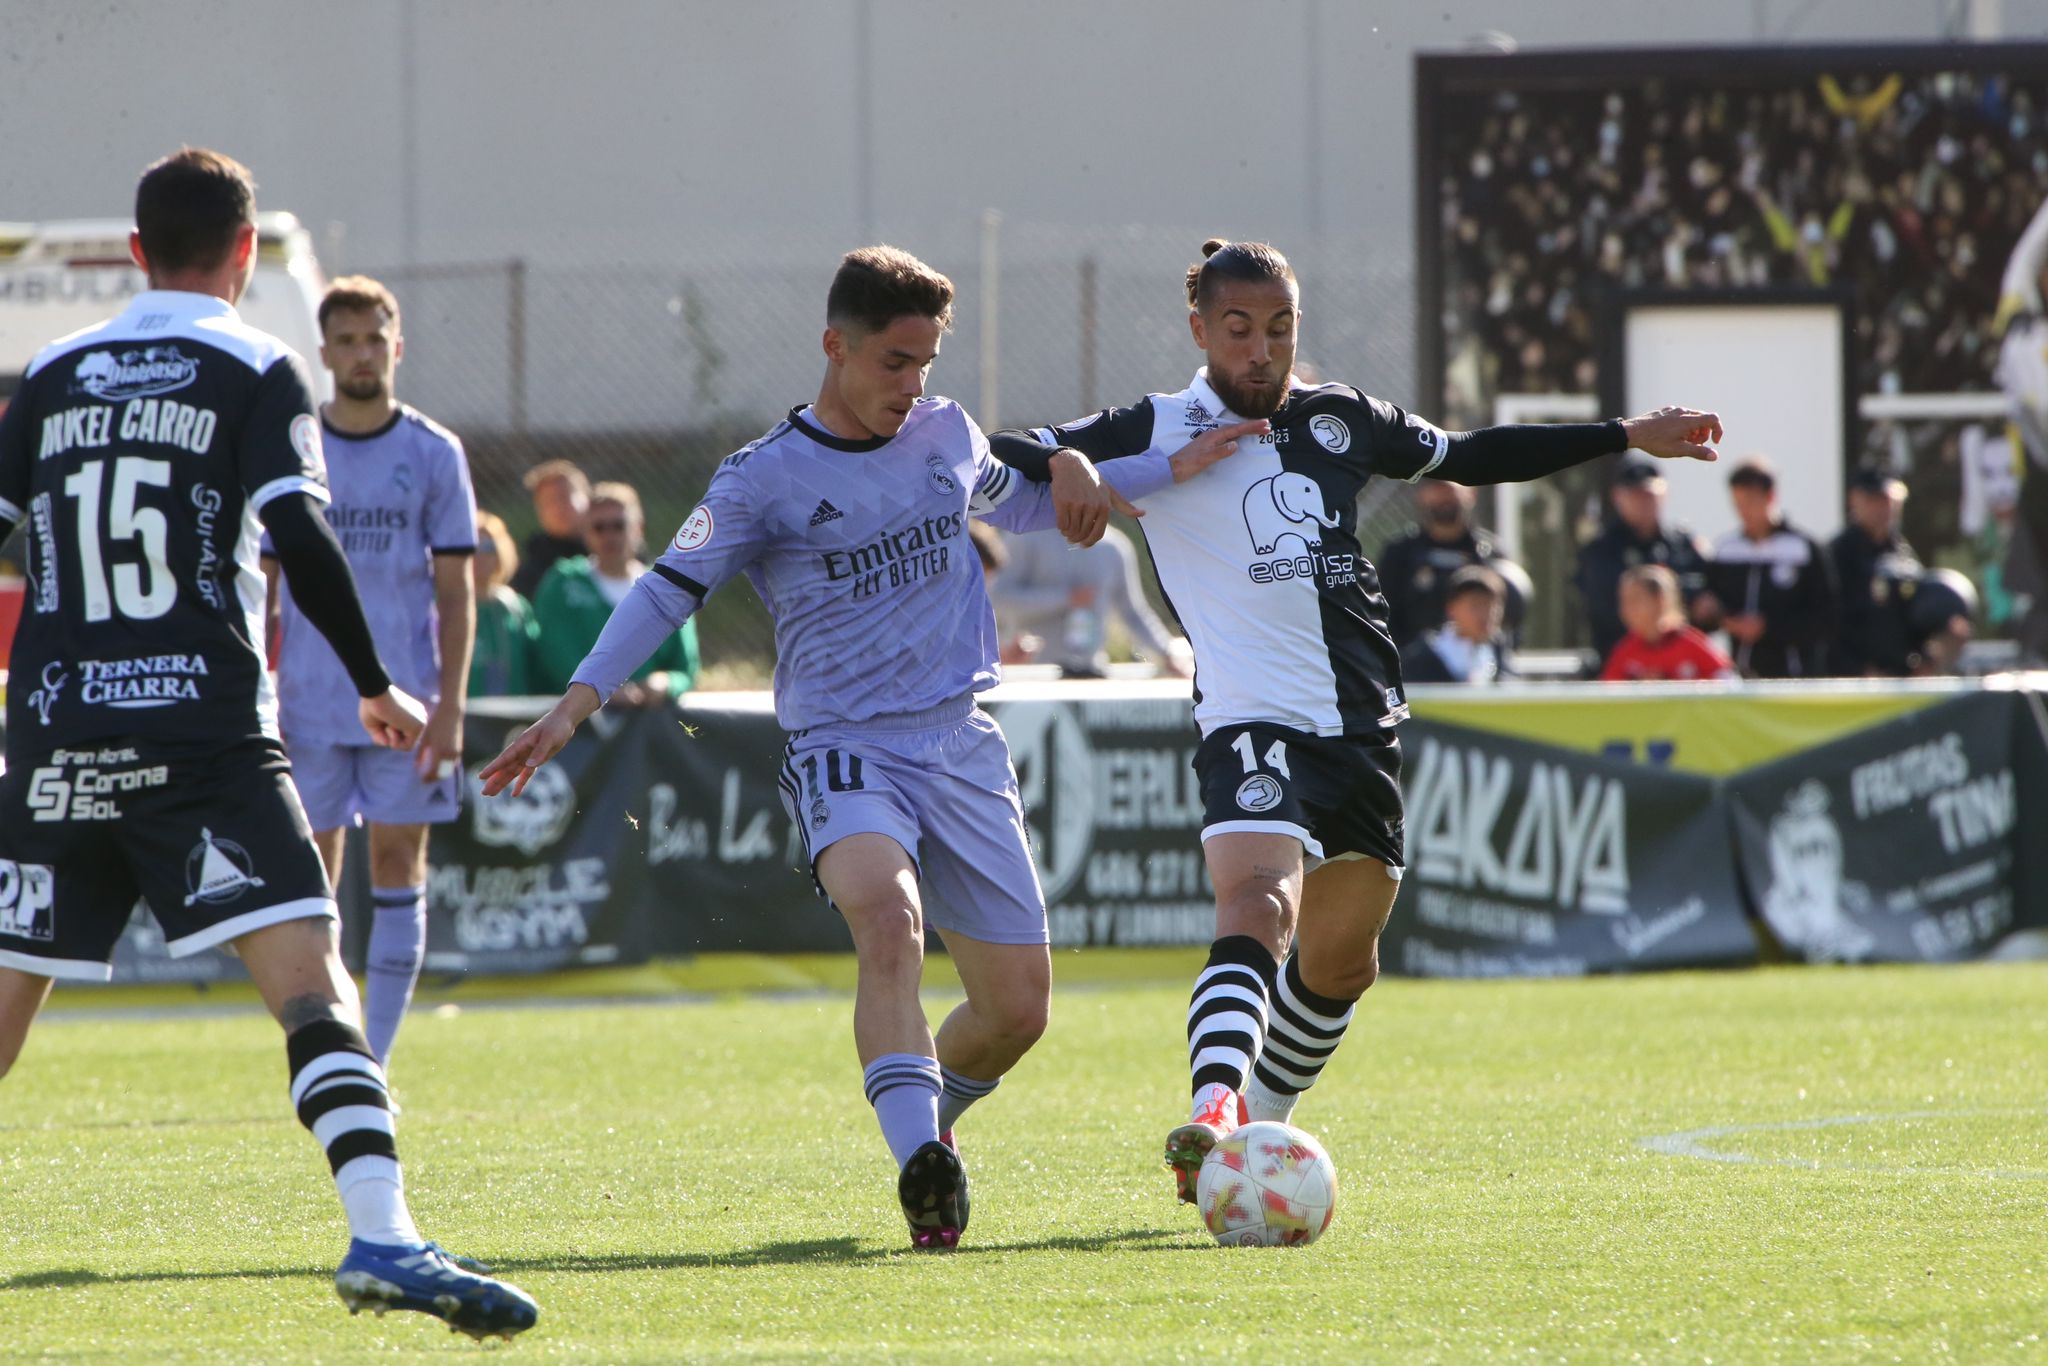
[334,1238,539,1340]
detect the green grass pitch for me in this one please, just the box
[2,958,2044,1362]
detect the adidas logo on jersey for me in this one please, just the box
[809,499,845,526]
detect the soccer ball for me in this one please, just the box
[1196,1121,1338,1247]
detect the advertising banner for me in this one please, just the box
[1726,693,2029,962]
[49,678,2043,984]
[1381,718,1757,977]
[1414,684,1943,775]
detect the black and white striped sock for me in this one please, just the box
[1245,953,1357,1123]
[936,1066,999,1133]
[1186,935,1276,1112]
[287,1018,419,1247]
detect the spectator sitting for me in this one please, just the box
[1830,465,1923,676]
[511,458,592,598]
[1574,454,1711,659]
[1378,480,1523,647]
[991,524,1193,679]
[1398,565,1516,685]
[531,480,698,705]
[469,509,540,697]
[1600,564,1735,681]
[1705,457,1837,678]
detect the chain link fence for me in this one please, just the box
[372,226,1416,683]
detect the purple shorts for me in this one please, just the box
[778,695,1047,946]
[286,736,464,832]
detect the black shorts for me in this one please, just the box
[1192,722,1404,870]
[0,737,333,981]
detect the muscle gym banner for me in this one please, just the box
[1380,718,1757,977]
[1725,692,2034,963]
[422,704,834,973]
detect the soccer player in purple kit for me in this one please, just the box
[263,276,477,1074]
[481,246,1255,1249]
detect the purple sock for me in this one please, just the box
[364,884,427,1069]
[862,1053,942,1168]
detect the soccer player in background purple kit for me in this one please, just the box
[481,246,1255,1249]
[264,277,477,1073]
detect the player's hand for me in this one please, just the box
[359,687,428,750]
[416,703,464,783]
[1169,419,1269,483]
[478,684,601,797]
[1622,407,1723,463]
[1048,448,1141,547]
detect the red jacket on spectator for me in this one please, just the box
[1600,626,1735,682]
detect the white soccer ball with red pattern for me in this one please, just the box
[1196,1121,1337,1247]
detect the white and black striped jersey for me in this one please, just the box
[1025,369,1452,738]
[0,291,329,752]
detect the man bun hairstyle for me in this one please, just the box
[135,147,257,275]
[827,245,955,336]
[319,275,401,333]
[1184,238,1296,310]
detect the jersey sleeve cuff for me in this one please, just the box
[249,475,332,511]
[1400,427,1452,484]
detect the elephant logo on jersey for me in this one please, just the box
[0,861,56,942]
[926,452,959,496]
[1308,415,1352,454]
[183,828,266,906]
[1243,473,1340,555]
[470,757,577,855]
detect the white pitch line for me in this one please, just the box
[1638,1107,2048,1181]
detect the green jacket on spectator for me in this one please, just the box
[470,584,541,697]
[531,555,698,695]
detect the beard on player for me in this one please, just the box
[1208,362,1291,419]
[337,370,388,403]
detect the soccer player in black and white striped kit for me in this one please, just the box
[989,240,1723,1206]
[0,150,535,1338]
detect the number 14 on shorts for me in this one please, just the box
[1231,732,1291,778]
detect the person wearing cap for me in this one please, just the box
[1397,564,1517,685]
[1573,453,1712,659]
[1705,456,1837,677]
[1830,466,1924,676]
[1377,480,1525,647]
